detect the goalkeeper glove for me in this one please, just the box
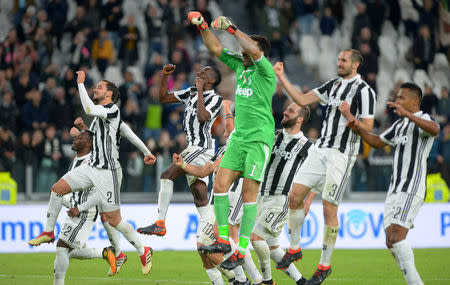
[211,16,237,35]
[188,11,209,31]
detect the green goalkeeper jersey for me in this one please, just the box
[219,48,276,147]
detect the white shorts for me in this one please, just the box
[228,178,243,226]
[180,146,214,186]
[294,146,356,205]
[59,216,95,249]
[197,205,216,246]
[62,164,123,212]
[253,195,289,244]
[383,192,424,229]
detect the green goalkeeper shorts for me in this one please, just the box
[219,137,271,182]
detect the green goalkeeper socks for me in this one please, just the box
[214,193,229,241]
[238,202,257,255]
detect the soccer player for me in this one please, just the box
[273,49,377,284]
[344,82,439,285]
[250,103,311,285]
[28,71,156,275]
[188,11,277,270]
[137,63,223,237]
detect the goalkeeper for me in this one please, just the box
[188,12,276,270]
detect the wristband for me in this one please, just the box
[198,21,209,31]
[226,25,237,34]
[225,114,233,119]
[181,161,187,169]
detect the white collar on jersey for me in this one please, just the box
[283,128,304,139]
[412,110,423,116]
[340,73,361,84]
[74,153,90,161]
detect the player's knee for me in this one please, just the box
[250,232,261,241]
[160,170,172,180]
[56,239,69,248]
[288,193,302,209]
[269,245,279,250]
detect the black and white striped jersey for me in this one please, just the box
[313,74,376,155]
[174,86,222,149]
[63,154,98,222]
[260,130,312,196]
[380,111,436,198]
[88,103,121,169]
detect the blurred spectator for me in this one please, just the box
[359,42,378,90]
[320,6,337,36]
[45,0,68,49]
[70,31,91,70]
[36,9,52,34]
[142,85,163,141]
[13,72,34,108]
[413,25,435,71]
[142,137,158,191]
[22,89,48,131]
[0,127,16,172]
[118,15,141,69]
[356,27,379,56]
[293,0,319,36]
[387,0,401,30]
[420,84,439,115]
[41,76,57,103]
[163,0,188,56]
[84,0,102,32]
[16,6,37,42]
[36,124,61,192]
[172,39,192,75]
[102,0,123,50]
[164,110,183,138]
[3,29,20,70]
[122,97,141,131]
[272,83,288,129]
[351,2,370,48]
[92,29,114,76]
[65,5,88,38]
[261,0,289,62]
[48,87,73,130]
[438,1,450,57]
[0,91,20,134]
[412,0,439,39]
[438,87,450,123]
[363,0,385,37]
[145,4,164,63]
[58,128,73,176]
[33,27,53,68]
[326,0,344,24]
[145,53,164,80]
[15,131,37,191]
[0,70,13,94]
[438,122,450,186]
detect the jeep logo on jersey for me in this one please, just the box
[236,85,253,97]
[272,145,293,160]
[393,135,409,145]
[329,97,343,107]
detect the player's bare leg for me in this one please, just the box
[138,164,185,236]
[28,179,72,246]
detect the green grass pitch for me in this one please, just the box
[1,249,449,284]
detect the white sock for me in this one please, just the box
[288,208,305,250]
[45,192,64,232]
[103,222,121,257]
[54,247,69,285]
[69,247,102,259]
[115,220,144,255]
[217,265,235,280]
[197,204,213,222]
[206,268,224,285]
[157,179,174,220]
[271,247,303,281]
[319,225,339,267]
[252,240,271,281]
[390,240,423,285]
[243,247,263,284]
[229,239,246,282]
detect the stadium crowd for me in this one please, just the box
[0,0,449,195]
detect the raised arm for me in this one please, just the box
[188,11,223,58]
[273,62,321,107]
[120,122,156,165]
[172,153,215,178]
[76,71,111,118]
[387,101,440,136]
[222,100,235,137]
[159,64,180,103]
[195,75,211,123]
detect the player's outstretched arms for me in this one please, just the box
[172,153,214,178]
[188,11,223,58]
[76,71,111,118]
[273,62,321,107]
[159,64,180,103]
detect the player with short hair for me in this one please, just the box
[188,12,277,270]
[273,49,377,284]
[29,72,157,275]
[137,63,223,238]
[345,82,439,285]
[250,103,311,285]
